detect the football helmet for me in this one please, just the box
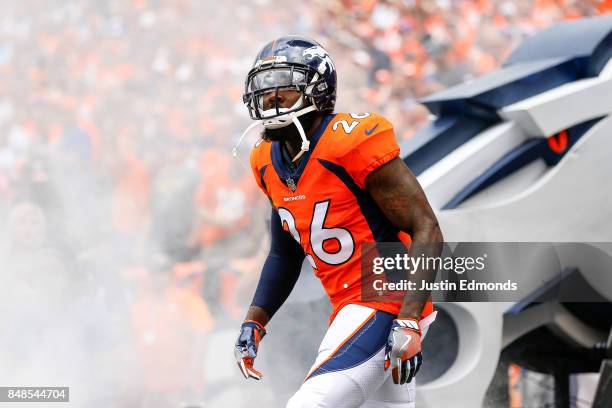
[235,35,337,162]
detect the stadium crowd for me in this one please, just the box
[311,0,610,139]
[0,0,609,406]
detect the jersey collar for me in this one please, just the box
[270,113,335,191]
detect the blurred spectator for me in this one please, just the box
[2,202,71,303]
[131,263,212,407]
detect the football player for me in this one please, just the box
[234,36,443,408]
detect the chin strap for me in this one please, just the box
[289,106,316,162]
[233,121,263,159]
[233,105,317,165]
[232,121,263,170]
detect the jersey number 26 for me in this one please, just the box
[278,200,355,269]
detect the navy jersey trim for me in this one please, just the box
[317,158,398,243]
[259,164,269,192]
[270,113,336,190]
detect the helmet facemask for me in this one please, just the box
[240,64,326,161]
[243,65,326,124]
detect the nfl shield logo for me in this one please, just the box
[286,177,296,192]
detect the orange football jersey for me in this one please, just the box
[250,112,433,323]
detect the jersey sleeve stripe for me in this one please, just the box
[259,164,269,192]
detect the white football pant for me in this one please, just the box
[286,304,436,408]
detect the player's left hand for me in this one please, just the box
[384,318,422,384]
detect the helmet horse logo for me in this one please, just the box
[303,46,335,75]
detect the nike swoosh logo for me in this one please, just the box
[398,338,410,353]
[394,331,411,353]
[365,123,379,135]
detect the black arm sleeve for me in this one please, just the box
[251,208,305,319]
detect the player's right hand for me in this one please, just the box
[234,320,266,380]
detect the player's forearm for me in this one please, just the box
[244,305,271,327]
[248,251,302,324]
[366,158,444,320]
[245,208,305,324]
[398,221,443,320]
